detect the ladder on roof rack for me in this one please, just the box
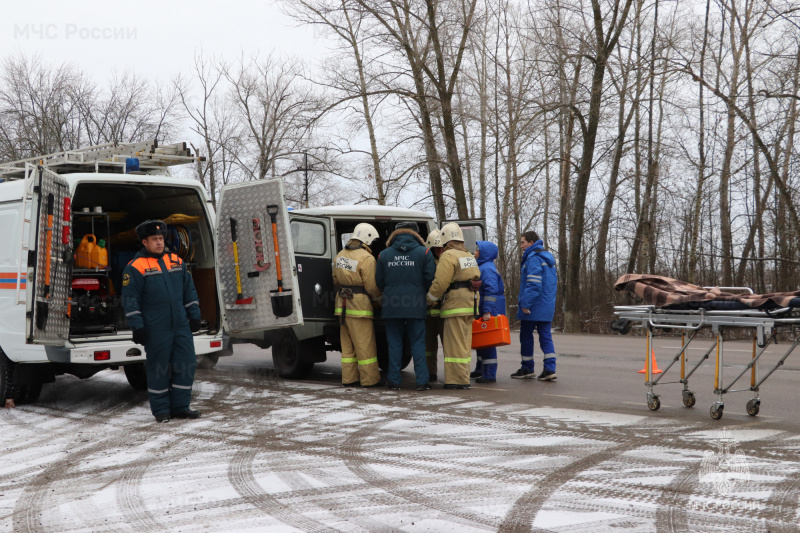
[0,140,205,180]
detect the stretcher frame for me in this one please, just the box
[613,304,800,420]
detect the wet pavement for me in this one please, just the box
[2,333,799,532]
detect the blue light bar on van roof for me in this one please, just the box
[125,157,140,173]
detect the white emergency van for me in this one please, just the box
[0,141,302,404]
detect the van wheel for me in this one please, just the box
[272,331,315,379]
[17,382,43,405]
[124,363,148,391]
[0,350,24,403]
[197,353,220,370]
[198,345,233,369]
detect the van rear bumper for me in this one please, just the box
[45,333,225,364]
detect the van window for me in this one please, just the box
[459,225,484,253]
[291,220,326,255]
[0,205,21,264]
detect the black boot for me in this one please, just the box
[172,409,201,419]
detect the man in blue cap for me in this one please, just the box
[122,220,202,423]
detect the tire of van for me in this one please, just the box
[0,350,24,404]
[272,330,316,379]
[197,353,220,370]
[197,344,233,369]
[123,363,148,391]
[17,382,43,405]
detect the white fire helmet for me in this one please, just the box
[440,223,464,245]
[426,229,443,248]
[353,223,379,245]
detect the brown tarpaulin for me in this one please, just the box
[614,274,800,310]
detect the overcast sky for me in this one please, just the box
[2,0,322,82]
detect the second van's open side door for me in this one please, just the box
[443,218,487,254]
[289,213,334,320]
[215,180,304,335]
[27,167,73,345]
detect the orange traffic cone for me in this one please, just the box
[638,348,663,374]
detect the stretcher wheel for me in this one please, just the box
[710,404,724,420]
[746,399,760,417]
[647,395,661,411]
[682,391,696,408]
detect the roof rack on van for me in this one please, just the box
[0,140,205,180]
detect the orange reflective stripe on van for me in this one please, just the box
[0,272,26,289]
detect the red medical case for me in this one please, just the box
[471,315,511,349]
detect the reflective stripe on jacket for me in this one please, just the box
[517,240,557,321]
[121,250,201,331]
[333,240,380,318]
[427,246,480,318]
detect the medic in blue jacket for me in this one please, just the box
[512,231,557,381]
[121,220,202,423]
[471,240,506,383]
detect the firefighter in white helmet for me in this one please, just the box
[333,223,384,387]
[426,223,481,389]
[424,229,444,380]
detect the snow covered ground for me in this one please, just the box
[2,366,799,532]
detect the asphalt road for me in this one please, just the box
[231,331,800,431]
[2,331,799,532]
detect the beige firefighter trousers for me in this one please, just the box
[442,315,472,385]
[340,316,380,386]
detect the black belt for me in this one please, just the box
[339,285,368,297]
[445,280,481,319]
[339,285,368,323]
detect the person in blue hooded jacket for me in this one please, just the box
[470,241,506,383]
[376,222,436,391]
[512,231,557,381]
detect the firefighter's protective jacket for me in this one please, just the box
[426,244,481,318]
[333,240,381,319]
[121,250,201,330]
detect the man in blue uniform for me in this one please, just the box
[512,231,558,381]
[471,240,506,383]
[376,221,436,391]
[122,220,202,422]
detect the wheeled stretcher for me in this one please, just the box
[613,302,800,420]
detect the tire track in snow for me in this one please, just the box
[339,418,500,530]
[497,438,642,533]
[227,447,338,533]
[764,466,800,532]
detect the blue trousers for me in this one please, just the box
[144,326,196,416]
[519,320,556,373]
[386,318,429,387]
[476,347,497,379]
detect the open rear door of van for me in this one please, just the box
[443,218,487,254]
[27,167,72,345]
[215,180,304,335]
